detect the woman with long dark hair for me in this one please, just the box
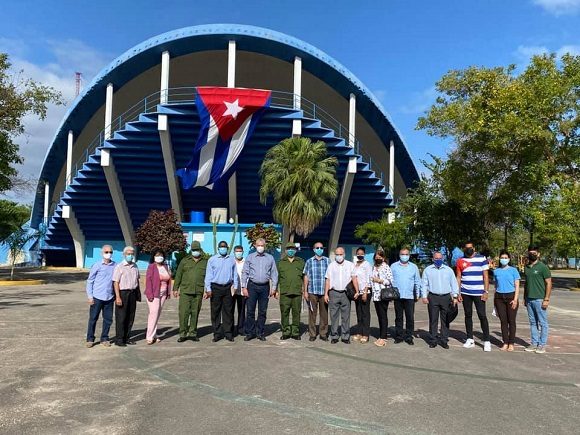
[370,250,393,347]
[493,250,520,351]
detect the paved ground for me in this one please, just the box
[1,268,580,435]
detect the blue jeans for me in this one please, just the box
[245,282,270,337]
[526,298,549,346]
[87,297,114,342]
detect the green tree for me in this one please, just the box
[417,53,580,244]
[245,222,280,252]
[0,53,63,192]
[0,200,30,240]
[2,226,37,280]
[134,209,187,255]
[354,215,410,259]
[259,137,338,242]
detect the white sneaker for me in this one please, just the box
[463,338,475,348]
[483,341,491,352]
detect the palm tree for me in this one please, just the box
[259,136,338,242]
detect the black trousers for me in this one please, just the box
[232,293,246,335]
[115,289,137,344]
[210,283,234,339]
[494,292,518,344]
[394,298,415,340]
[428,293,451,345]
[374,300,389,339]
[354,295,371,337]
[462,294,490,341]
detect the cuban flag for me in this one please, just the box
[176,86,271,189]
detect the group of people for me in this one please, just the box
[85,240,552,353]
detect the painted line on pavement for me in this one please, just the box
[124,349,403,434]
[308,347,579,388]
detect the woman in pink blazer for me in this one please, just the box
[145,250,172,344]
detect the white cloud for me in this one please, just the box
[532,0,580,15]
[1,39,111,204]
[398,86,438,115]
[556,44,580,56]
[514,43,580,66]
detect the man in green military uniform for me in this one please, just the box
[173,241,207,342]
[275,243,305,340]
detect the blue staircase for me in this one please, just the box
[43,101,392,250]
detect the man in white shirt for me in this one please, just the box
[324,247,359,344]
[232,245,246,336]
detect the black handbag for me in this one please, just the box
[380,284,400,301]
[345,281,356,301]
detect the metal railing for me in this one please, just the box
[64,87,388,199]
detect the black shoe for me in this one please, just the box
[190,337,199,342]
[115,341,126,347]
[394,338,404,344]
[331,339,339,344]
[439,342,449,349]
[244,335,255,342]
[292,335,301,341]
[320,336,328,342]
[341,339,350,344]
[126,340,136,345]
[429,342,437,348]
[405,338,414,346]
[258,335,267,342]
[226,337,234,342]
[212,336,223,343]
[280,335,290,340]
[309,336,317,342]
[177,337,188,343]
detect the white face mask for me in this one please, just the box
[335,255,344,263]
[103,253,112,260]
[256,246,265,254]
[154,256,164,264]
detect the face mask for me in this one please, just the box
[356,255,365,261]
[528,253,538,262]
[314,248,323,256]
[191,251,201,258]
[399,255,410,263]
[154,256,164,264]
[499,258,510,266]
[125,254,134,263]
[434,259,444,268]
[464,247,475,256]
[374,258,383,265]
[287,249,296,257]
[218,247,228,256]
[335,255,344,263]
[103,253,112,260]
[256,246,265,254]
[234,251,243,260]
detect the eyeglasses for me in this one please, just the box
[104,251,113,254]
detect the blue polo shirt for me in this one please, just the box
[493,266,520,294]
[86,260,116,301]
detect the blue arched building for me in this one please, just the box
[31,24,419,267]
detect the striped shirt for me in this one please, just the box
[456,254,489,296]
[303,256,330,296]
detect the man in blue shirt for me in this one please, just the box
[421,252,459,349]
[85,245,116,347]
[205,241,239,342]
[303,242,330,342]
[391,247,422,345]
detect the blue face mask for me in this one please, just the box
[434,259,444,268]
[500,258,510,266]
[314,248,323,256]
[125,254,134,263]
[287,249,296,257]
[399,255,410,263]
[234,251,243,260]
[218,247,228,256]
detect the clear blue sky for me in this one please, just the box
[1,0,579,203]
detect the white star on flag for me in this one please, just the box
[223,99,244,119]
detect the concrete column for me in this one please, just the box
[158,114,183,218]
[101,149,134,245]
[160,51,170,104]
[292,56,302,136]
[62,205,85,268]
[227,40,238,220]
[104,83,114,140]
[329,93,358,251]
[65,130,74,186]
[43,182,49,224]
[388,140,396,223]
